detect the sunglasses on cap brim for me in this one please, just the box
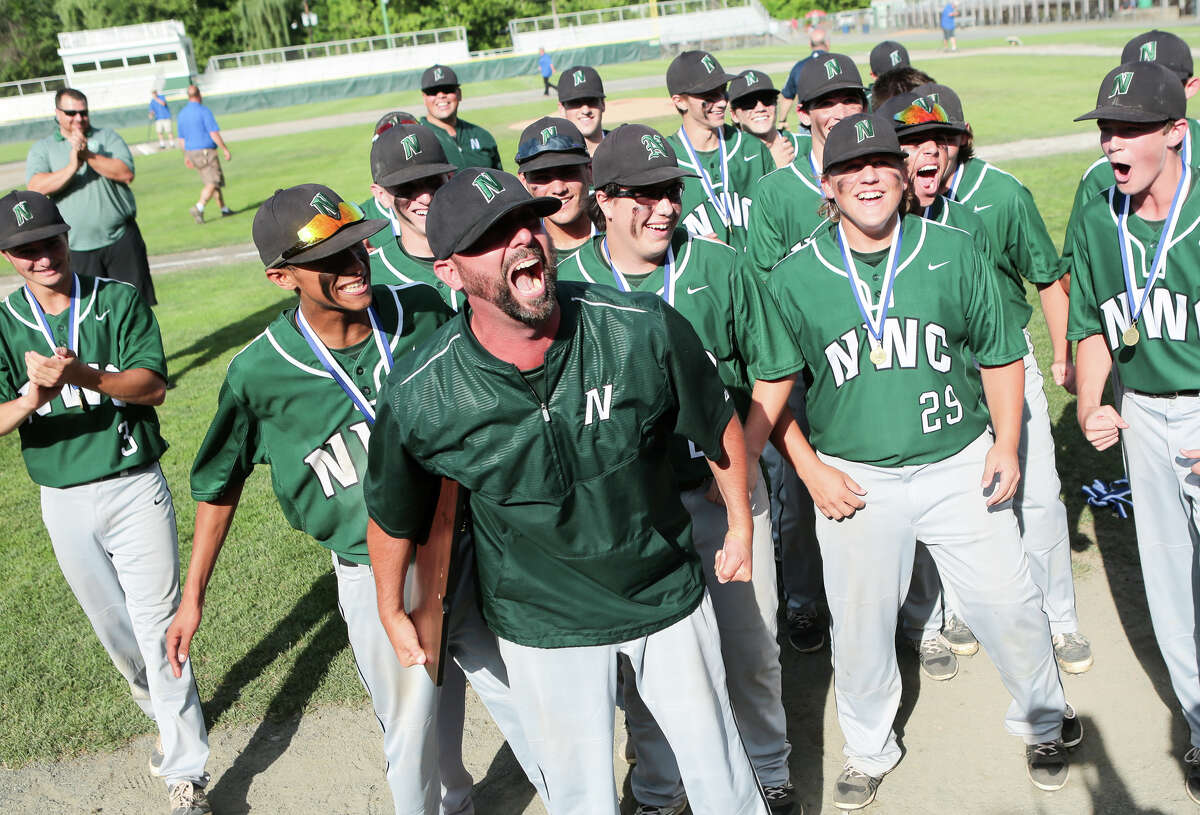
[893,101,954,128]
[374,114,420,139]
[268,200,365,268]
[516,134,588,163]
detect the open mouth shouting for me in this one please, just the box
[507,249,549,299]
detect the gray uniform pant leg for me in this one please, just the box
[817,434,1065,777]
[627,473,789,805]
[1122,392,1200,747]
[778,378,823,612]
[498,595,768,815]
[41,463,209,787]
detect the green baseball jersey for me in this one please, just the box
[0,276,167,487]
[360,195,399,250]
[947,157,1062,329]
[1065,179,1200,394]
[190,284,452,563]
[666,124,774,251]
[420,116,502,171]
[745,158,827,278]
[766,215,1026,466]
[364,282,734,648]
[556,229,804,482]
[370,236,464,311]
[1059,119,1200,278]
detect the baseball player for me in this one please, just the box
[556,65,609,155]
[665,50,774,250]
[0,190,211,815]
[419,65,503,171]
[1065,61,1200,804]
[869,40,911,82]
[729,70,806,170]
[366,123,464,310]
[894,80,1090,672]
[867,66,936,109]
[556,123,803,814]
[763,114,1077,809]
[364,168,769,815]
[362,110,422,250]
[167,183,543,814]
[515,116,595,253]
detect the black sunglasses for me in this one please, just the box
[731,91,778,110]
[610,182,684,205]
[57,108,88,117]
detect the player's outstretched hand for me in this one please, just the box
[379,608,427,667]
[982,443,1020,506]
[1051,358,1076,395]
[803,460,867,520]
[166,602,202,679]
[1180,449,1200,477]
[1079,405,1127,452]
[714,531,752,584]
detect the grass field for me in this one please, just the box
[0,25,1165,768]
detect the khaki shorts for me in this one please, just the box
[186,148,224,187]
[154,119,172,135]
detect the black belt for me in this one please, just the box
[1127,388,1200,399]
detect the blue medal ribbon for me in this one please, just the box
[295,304,394,426]
[835,218,903,362]
[1081,478,1132,519]
[1116,155,1189,330]
[24,273,80,398]
[676,126,730,227]
[948,163,965,200]
[600,237,677,306]
[808,150,821,182]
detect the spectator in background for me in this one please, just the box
[148,90,173,150]
[942,1,959,52]
[778,27,829,128]
[177,85,232,225]
[26,88,156,305]
[538,47,555,96]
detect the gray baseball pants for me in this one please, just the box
[624,472,790,806]
[498,593,769,815]
[1121,391,1200,747]
[817,432,1066,776]
[40,462,209,787]
[903,338,1079,639]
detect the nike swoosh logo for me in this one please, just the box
[744,154,758,162]
[973,204,993,212]
[95,309,110,321]
[928,261,951,270]
[153,495,167,505]
[687,285,710,294]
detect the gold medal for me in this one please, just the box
[870,346,888,366]
[1122,325,1140,346]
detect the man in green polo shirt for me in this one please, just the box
[364,168,769,815]
[419,64,503,171]
[26,88,155,305]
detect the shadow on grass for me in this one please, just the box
[166,296,293,387]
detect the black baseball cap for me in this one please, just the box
[371,124,457,187]
[252,184,386,268]
[426,169,560,259]
[870,41,911,77]
[421,64,459,91]
[515,116,591,172]
[666,50,735,95]
[1075,61,1186,123]
[557,65,606,102]
[876,89,967,138]
[727,69,778,106]
[912,82,967,125]
[796,53,865,106]
[372,110,420,142]
[0,190,70,251]
[822,113,905,174]
[1122,29,1193,81]
[592,124,698,188]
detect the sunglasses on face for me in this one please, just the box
[268,200,365,268]
[57,108,88,117]
[731,91,778,110]
[610,183,684,205]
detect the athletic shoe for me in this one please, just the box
[168,781,211,815]
[189,205,204,225]
[633,800,687,815]
[786,607,825,654]
[941,613,979,656]
[1062,703,1083,749]
[1026,740,1070,791]
[148,735,164,776]
[1184,746,1200,805]
[763,782,800,814]
[1052,632,1094,674]
[909,636,958,681]
[220,207,234,217]
[833,766,881,810]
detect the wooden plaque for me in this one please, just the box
[410,478,466,686]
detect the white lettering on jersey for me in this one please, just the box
[683,206,715,238]
[925,324,952,373]
[1141,288,1189,341]
[825,329,861,388]
[1099,295,1133,349]
[304,421,371,498]
[827,320,953,385]
[881,318,920,369]
[584,384,614,426]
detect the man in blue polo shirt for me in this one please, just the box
[148,90,172,150]
[941,1,958,51]
[176,85,232,224]
[778,26,828,129]
[538,47,555,95]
